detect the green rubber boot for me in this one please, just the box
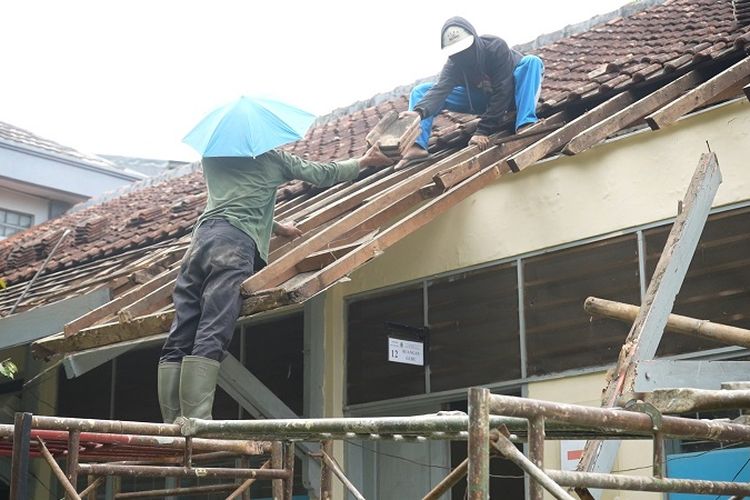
[157,362,182,424]
[179,355,221,420]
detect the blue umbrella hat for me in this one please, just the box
[183,96,316,158]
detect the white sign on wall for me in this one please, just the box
[560,440,587,472]
[387,337,424,366]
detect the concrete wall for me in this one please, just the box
[320,99,750,499]
[0,186,50,228]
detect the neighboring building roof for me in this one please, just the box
[0,121,141,177]
[0,0,749,355]
[100,155,192,177]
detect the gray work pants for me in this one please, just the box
[160,219,257,363]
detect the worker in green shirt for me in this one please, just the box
[157,145,394,423]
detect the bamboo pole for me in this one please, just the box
[584,296,750,348]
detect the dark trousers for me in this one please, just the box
[160,219,256,363]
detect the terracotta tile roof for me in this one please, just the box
[535,0,750,107]
[2,0,749,307]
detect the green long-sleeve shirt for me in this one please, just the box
[197,150,360,264]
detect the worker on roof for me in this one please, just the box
[157,146,394,423]
[403,17,544,160]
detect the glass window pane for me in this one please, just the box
[19,215,32,227]
[5,212,19,225]
[428,262,520,391]
[524,234,641,376]
[647,207,750,356]
[347,285,425,404]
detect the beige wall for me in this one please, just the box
[528,373,659,500]
[324,100,749,499]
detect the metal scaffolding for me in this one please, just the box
[7,389,750,499]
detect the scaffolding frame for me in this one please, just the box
[7,395,750,499]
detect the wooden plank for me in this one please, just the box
[295,241,367,274]
[240,143,504,295]
[507,91,636,172]
[646,56,750,130]
[117,278,177,323]
[435,134,542,190]
[33,289,296,357]
[63,266,180,337]
[631,360,750,392]
[564,70,704,155]
[576,153,722,494]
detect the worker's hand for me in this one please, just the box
[469,134,491,151]
[359,143,395,169]
[399,110,423,121]
[273,221,302,239]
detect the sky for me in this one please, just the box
[1,0,630,162]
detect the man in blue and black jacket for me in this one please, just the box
[404,16,544,160]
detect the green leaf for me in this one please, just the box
[0,359,18,380]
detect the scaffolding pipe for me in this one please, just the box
[77,463,290,480]
[78,476,105,499]
[584,297,750,348]
[226,460,270,500]
[283,442,295,500]
[528,415,546,500]
[320,440,334,500]
[37,438,82,500]
[319,450,366,500]
[31,415,181,436]
[423,458,468,500]
[180,414,526,440]
[114,482,239,498]
[490,431,575,500]
[489,394,750,442]
[468,387,489,500]
[7,415,647,442]
[546,469,750,495]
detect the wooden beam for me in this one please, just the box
[241,143,505,295]
[295,241,368,274]
[507,91,636,172]
[33,288,297,357]
[564,70,704,155]
[63,266,180,337]
[646,56,750,130]
[117,279,177,323]
[435,134,544,190]
[576,153,722,491]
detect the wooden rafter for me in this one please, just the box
[563,70,704,155]
[646,56,750,130]
[506,91,636,172]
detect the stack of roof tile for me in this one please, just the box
[7,245,36,269]
[32,229,67,259]
[75,216,109,245]
[170,194,205,214]
[127,207,164,227]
